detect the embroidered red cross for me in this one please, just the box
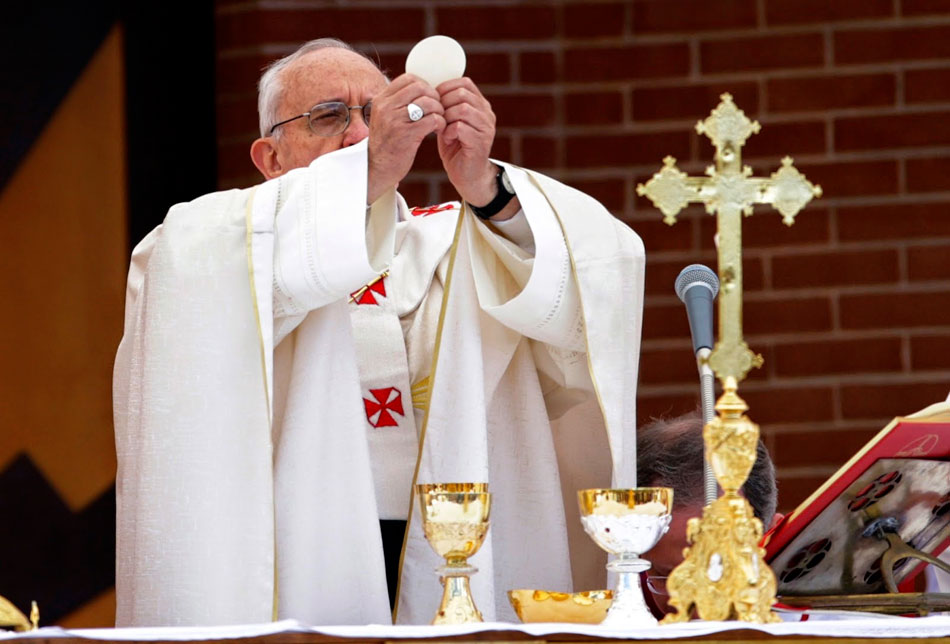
[350,276,387,305]
[363,387,404,428]
[410,202,456,217]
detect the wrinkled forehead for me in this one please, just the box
[280,48,387,111]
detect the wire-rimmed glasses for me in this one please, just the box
[269,101,372,137]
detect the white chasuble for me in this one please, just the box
[114,139,645,627]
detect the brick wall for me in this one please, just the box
[215,0,950,513]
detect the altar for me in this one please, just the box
[4,617,950,644]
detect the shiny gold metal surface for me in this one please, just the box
[417,484,491,624]
[636,94,821,624]
[577,488,673,518]
[0,595,30,632]
[508,589,613,624]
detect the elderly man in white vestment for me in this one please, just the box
[114,38,645,627]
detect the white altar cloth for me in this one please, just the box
[4,616,950,641]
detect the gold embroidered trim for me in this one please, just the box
[411,377,430,412]
[349,269,390,303]
[392,205,466,622]
[243,187,279,621]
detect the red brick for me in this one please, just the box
[645,255,763,296]
[739,120,826,159]
[411,139,444,171]
[836,26,950,65]
[907,157,950,193]
[765,0,893,24]
[566,91,624,125]
[217,140,256,182]
[565,44,690,82]
[908,244,950,281]
[774,337,902,377]
[564,2,626,38]
[902,0,950,16]
[774,428,881,468]
[217,96,259,140]
[437,6,556,40]
[836,112,950,151]
[795,160,897,198]
[464,53,511,85]
[699,208,830,248]
[520,52,558,84]
[639,345,701,385]
[776,474,838,514]
[436,181,462,205]
[742,386,834,424]
[905,68,950,104]
[701,33,824,74]
[911,334,950,370]
[633,82,758,122]
[767,74,896,113]
[630,217,695,252]
[491,135,513,162]
[643,303,691,340]
[838,202,950,241]
[633,0,756,33]
[565,178,626,213]
[840,291,950,329]
[522,136,559,169]
[487,94,556,127]
[567,131,691,167]
[217,53,274,96]
[745,296,833,334]
[399,180,432,209]
[636,392,701,427]
[772,249,899,289]
[841,382,950,419]
[217,9,426,47]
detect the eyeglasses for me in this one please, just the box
[269,101,372,137]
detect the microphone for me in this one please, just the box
[674,264,719,356]
[674,264,720,506]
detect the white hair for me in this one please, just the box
[257,38,377,138]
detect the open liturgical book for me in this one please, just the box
[763,401,950,597]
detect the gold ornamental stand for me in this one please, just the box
[636,94,821,623]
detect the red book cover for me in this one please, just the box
[763,401,950,595]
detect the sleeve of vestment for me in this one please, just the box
[271,139,397,344]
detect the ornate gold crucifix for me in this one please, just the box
[637,94,821,623]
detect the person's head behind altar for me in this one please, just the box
[638,410,782,614]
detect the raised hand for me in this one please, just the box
[367,74,445,204]
[435,77,499,209]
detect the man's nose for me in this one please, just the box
[342,111,369,147]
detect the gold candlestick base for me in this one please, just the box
[663,388,779,624]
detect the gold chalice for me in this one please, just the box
[578,488,673,628]
[416,483,491,624]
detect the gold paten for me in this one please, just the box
[508,589,613,624]
[636,94,821,623]
[417,484,491,625]
[0,596,32,632]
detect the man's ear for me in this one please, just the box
[250,137,283,180]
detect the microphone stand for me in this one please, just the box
[697,347,718,506]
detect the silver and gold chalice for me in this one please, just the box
[578,488,673,628]
[416,483,491,624]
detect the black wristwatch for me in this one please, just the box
[469,167,516,220]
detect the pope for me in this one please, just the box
[114,37,645,626]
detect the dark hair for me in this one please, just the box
[637,410,778,526]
